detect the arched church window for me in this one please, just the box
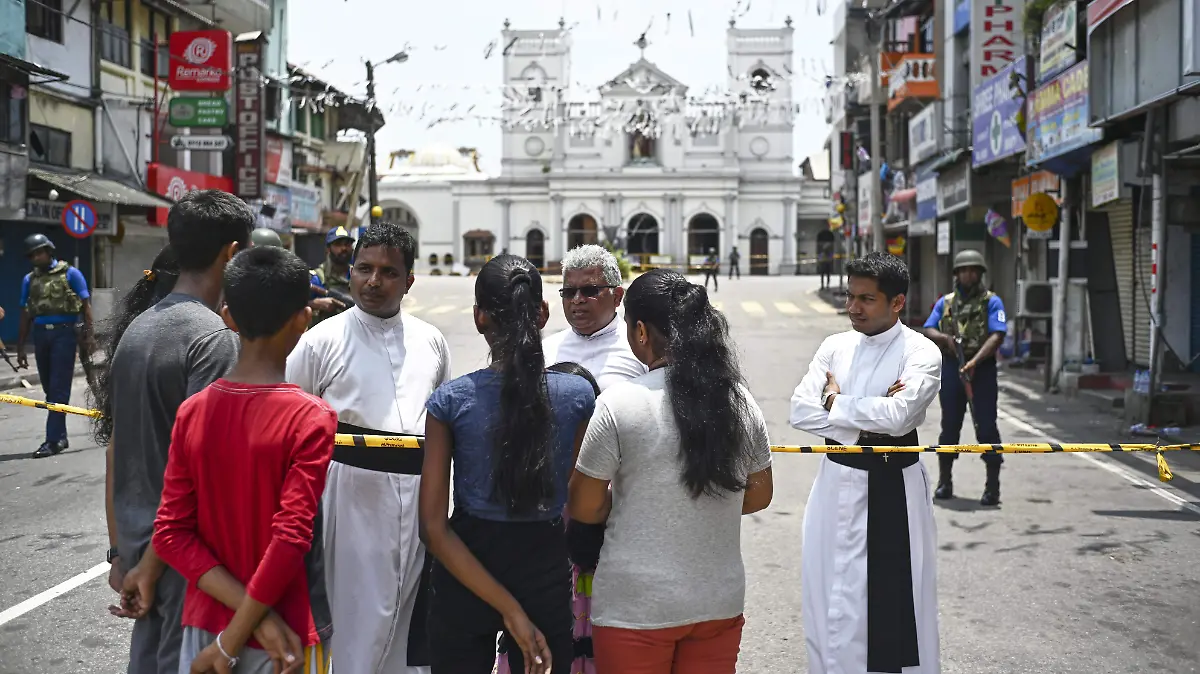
[521,64,547,103]
[750,68,774,94]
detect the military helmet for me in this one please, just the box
[24,233,55,255]
[952,249,987,273]
[250,228,283,248]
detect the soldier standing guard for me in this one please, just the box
[923,249,1008,506]
[15,233,94,458]
[309,226,355,324]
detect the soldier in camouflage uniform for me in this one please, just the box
[923,249,1008,506]
[15,233,94,458]
[309,226,354,325]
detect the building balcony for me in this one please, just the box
[887,54,937,112]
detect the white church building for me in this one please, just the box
[376,18,830,276]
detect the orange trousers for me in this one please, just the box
[592,615,745,674]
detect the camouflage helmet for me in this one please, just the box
[250,228,283,248]
[952,249,987,273]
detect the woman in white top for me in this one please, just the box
[568,268,774,674]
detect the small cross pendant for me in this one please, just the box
[882,453,889,463]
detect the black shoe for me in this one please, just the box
[32,442,55,459]
[981,465,1001,506]
[935,479,954,500]
[934,455,955,499]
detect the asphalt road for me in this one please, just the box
[1,274,1198,673]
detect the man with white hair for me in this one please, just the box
[544,244,647,391]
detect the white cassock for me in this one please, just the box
[543,313,648,392]
[789,320,943,674]
[287,306,451,674]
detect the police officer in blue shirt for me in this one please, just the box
[15,234,94,458]
[923,249,1008,506]
[309,226,354,325]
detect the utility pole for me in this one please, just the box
[365,60,380,226]
[867,17,886,253]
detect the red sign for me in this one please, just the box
[1086,0,1136,33]
[147,163,234,226]
[61,200,98,239]
[168,30,232,92]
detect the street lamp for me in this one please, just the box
[365,50,408,225]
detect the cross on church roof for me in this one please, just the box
[635,33,650,58]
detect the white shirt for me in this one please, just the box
[286,305,452,434]
[789,320,942,446]
[543,313,649,392]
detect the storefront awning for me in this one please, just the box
[29,166,175,209]
[0,54,68,82]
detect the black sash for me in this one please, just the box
[824,430,921,673]
[332,422,424,475]
[333,422,431,665]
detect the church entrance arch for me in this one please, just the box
[381,204,420,256]
[526,229,546,269]
[626,213,659,259]
[686,213,721,268]
[750,227,770,275]
[567,214,599,250]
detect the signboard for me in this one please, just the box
[290,183,322,229]
[857,172,875,229]
[168,30,232,92]
[61,199,97,239]
[169,135,231,151]
[915,166,938,223]
[908,102,941,166]
[146,162,234,226]
[1011,171,1061,217]
[936,220,952,255]
[26,198,113,232]
[1087,0,1136,34]
[972,57,1027,167]
[936,161,970,215]
[234,37,266,201]
[1022,192,1060,232]
[970,0,1026,92]
[265,137,293,185]
[1038,2,1079,83]
[255,184,292,232]
[1026,60,1103,165]
[168,97,228,127]
[1090,141,1121,207]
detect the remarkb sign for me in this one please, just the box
[168,30,232,92]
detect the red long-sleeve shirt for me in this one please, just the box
[152,380,336,646]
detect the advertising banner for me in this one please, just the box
[936,161,970,215]
[168,30,231,92]
[234,37,266,200]
[1090,141,1121,207]
[972,57,1027,167]
[1026,60,1103,165]
[915,166,938,223]
[1038,1,1079,83]
[909,102,941,166]
[146,163,233,226]
[290,183,323,230]
[970,0,1026,92]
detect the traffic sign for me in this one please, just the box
[168,96,228,127]
[61,199,97,239]
[169,135,232,151]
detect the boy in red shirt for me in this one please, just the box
[153,245,337,674]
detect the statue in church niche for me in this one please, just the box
[630,130,656,163]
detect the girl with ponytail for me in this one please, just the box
[568,268,774,674]
[419,254,596,674]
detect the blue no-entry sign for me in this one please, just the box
[61,199,97,239]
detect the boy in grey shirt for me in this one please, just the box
[103,190,252,674]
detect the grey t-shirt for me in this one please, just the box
[110,293,238,567]
[575,368,772,629]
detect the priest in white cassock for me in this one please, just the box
[287,222,451,674]
[789,252,943,674]
[542,244,648,390]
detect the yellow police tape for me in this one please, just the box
[3,394,1188,482]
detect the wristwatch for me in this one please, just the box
[106,547,119,564]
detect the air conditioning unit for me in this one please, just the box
[1016,280,1053,318]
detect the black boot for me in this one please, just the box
[981,463,1001,506]
[934,455,954,499]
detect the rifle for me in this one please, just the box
[310,283,355,310]
[0,339,33,388]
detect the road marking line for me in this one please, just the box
[774,301,802,315]
[0,563,108,627]
[405,306,424,315]
[460,307,474,315]
[809,301,837,315]
[711,301,724,312]
[741,301,766,316]
[427,305,456,315]
[997,410,1200,516]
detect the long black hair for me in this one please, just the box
[89,245,181,445]
[476,254,554,514]
[547,361,601,397]
[623,268,754,499]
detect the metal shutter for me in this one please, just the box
[1105,200,1138,366]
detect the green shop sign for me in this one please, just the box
[168,97,228,128]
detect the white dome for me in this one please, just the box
[409,143,473,169]
[381,143,488,183]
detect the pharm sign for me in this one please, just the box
[168,30,232,92]
[969,0,1026,92]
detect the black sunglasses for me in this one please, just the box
[559,285,617,299]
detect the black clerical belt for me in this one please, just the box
[332,422,424,475]
[824,430,921,673]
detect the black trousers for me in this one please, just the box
[428,511,573,674]
[938,356,1003,466]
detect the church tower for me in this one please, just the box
[500,18,572,178]
[725,17,795,175]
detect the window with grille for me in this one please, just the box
[101,21,132,69]
[26,0,64,43]
[30,124,71,167]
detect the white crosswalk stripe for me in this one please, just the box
[427,305,456,315]
[774,301,802,315]
[741,301,766,316]
[809,301,837,315]
[406,298,843,320]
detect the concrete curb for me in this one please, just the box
[0,363,86,392]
